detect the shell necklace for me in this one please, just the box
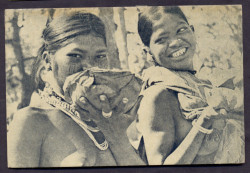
[38,85,109,151]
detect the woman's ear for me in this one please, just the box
[40,67,48,83]
[143,47,151,55]
[190,25,195,32]
[42,51,52,71]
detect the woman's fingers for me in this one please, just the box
[203,106,219,119]
[99,95,112,118]
[63,76,94,103]
[201,107,229,120]
[81,77,95,90]
[112,96,129,115]
[63,72,86,93]
[90,85,116,99]
[74,96,100,121]
[200,106,244,123]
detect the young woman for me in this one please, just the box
[7,12,145,167]
[127,6,244,165]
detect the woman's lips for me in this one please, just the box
[168,47,188,58]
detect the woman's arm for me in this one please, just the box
[163,116,209,164]
[137,85,210,165]
[7,108,47,168]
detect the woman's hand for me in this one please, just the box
[63,75,113,117]
[72,94,145,166]
[62,73,136,120]
[62,71,138,134]
[195,105,230,131]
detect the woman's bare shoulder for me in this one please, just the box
[7,107,54,168]
[142,84,177,103]
[138,84,181,122]
[14,106,49,120]
[9,106,52,134]
[137,84,179,119]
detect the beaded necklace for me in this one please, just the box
[38,86,109,151]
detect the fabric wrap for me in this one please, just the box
[63,67,143,113]
[127,66,244,164]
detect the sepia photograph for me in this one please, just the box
[5,5,244,168]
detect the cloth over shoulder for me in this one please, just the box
[127,66,244,164]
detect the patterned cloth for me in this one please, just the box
[127,66,244,164]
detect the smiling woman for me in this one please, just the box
[139,7,196,71]
[6,5,244,167]
[127,6,244,165]
[149,14,196,71]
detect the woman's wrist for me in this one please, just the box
[196,106,217,129]
[192,118,213,134]
[195,116,213,131]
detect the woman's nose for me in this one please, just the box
[81,56,94,69]
[168,38,182,48]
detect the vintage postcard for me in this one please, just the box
[5,5,244,167]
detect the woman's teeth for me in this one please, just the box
[171,48,187,58]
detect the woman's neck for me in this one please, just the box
[155,65,197,74]
[46,72,65,98]
[50,81,64,98]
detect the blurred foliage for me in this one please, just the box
[5,6,243,127]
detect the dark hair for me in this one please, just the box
[32,12,106,90]
[138,6,189,47]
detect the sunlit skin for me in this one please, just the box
[149,13,196,71]
[8,33,146,167]
[8,33,114,167]
[135,12,216,165]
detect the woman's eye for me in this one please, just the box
[155,37,168,44]
[177,26,188,34]
[67,53,82,59]
[96,54,107,59]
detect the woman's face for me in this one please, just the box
[149,13,196,71]
[51,33,108,88]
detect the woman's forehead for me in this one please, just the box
[56,36,107,54]
[152,13,187,31]
[73,34,104,42]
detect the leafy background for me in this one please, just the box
[5,5,243,129]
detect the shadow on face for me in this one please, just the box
[47,33,108,89]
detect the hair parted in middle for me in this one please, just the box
[33,11,107,90]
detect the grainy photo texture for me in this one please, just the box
[5,5,244,167]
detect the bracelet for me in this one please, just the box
[192,119,213,134]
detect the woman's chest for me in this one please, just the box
[194,121,225,164]
[40,123,118,167]
[39,127,77,167]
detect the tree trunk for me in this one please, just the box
[10,11,34,109]
[46,8,55,25]
[117,7,129,69]
[99,7,121,69]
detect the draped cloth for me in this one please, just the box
[63,68,143,113]
[127,66,245,164]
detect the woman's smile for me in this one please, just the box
[168,47,188,59]
[149,13,196,71]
